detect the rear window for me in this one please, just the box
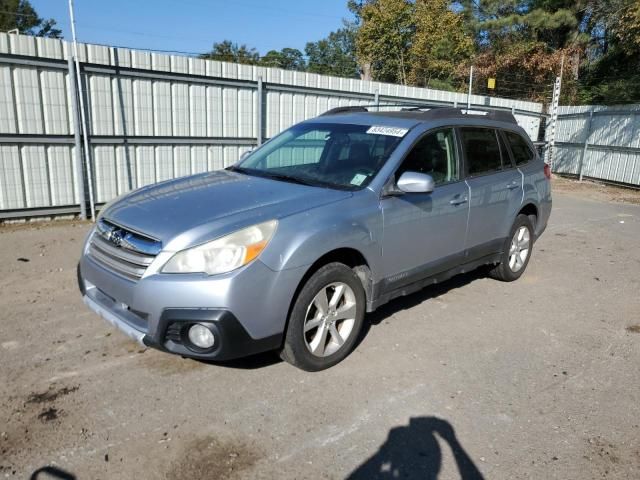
[460,128,502,176]
[505,131,535,166]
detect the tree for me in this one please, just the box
[353,0,415,84]
[409,0,474,90]
[200,40,260,65]
[456,0,593,102]
[305,25,360,78]
[0,0,62,38]
[261,48,306,70]
[577,0,640,104]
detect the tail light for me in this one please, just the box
[543,163,551,180]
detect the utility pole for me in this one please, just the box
[68,0,96,221]
[545,54,564,170]
[467,66,474,110]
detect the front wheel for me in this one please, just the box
[280,263,365,371]
[489,214,534,282]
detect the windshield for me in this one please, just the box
[232,123,406,190]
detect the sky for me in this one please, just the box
[30,0,352,56]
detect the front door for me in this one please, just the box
[380,128,470,289]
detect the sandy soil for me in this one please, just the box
[1,185,639,479]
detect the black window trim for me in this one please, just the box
[497,129,517,170]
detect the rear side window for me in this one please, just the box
[505,131,535,166]
[460,128,502,176]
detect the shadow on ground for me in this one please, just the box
[30,466,76,480]
[199,268,489,370]
[359,268,488,344]
[347,416,485,480]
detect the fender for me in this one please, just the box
[259,190,383,278]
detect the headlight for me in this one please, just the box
[161,220,277,275]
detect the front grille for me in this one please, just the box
[88,219,161,281]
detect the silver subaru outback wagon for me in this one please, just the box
[78,106,552,371]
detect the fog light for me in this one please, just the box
[188,323,215,349]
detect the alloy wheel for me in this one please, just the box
[508,226,531,272]
[303,282,357,357]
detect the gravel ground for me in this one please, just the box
[1,182,639,480]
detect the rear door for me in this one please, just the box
[460,127,523,258]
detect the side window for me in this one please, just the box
[505,131,535,166]
[460,128,502,176]
[396,129,458,185]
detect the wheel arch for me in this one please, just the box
[518,202,539,229]
[282,247,373,346]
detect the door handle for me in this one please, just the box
[450,197,468,206]
[507,182,520,190]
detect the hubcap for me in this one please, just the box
[508,226,531,272]
[303,282,357,358]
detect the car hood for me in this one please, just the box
[101,170,351,250]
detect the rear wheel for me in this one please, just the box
[280,263,365,371]
[489,214,534,282]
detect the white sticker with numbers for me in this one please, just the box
[366,125,409,137]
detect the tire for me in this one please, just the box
[280,262,366,371]
[489,214,535,282]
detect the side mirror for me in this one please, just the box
[396,171,435,194]
[239,149,254,161]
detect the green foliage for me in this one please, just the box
[261,48,306,70]
[354,0,415,84]
[200,40,260,64]
[409,0,474,88]
[200,0,639,105]
[0,0,62,38]
[305,26,360,78]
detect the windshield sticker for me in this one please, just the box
[350,173,367,186]
[366,126,409,137]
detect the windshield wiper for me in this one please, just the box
[258,171,318,186]
[226,165,251,174]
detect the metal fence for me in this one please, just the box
[552,105,640,187]
[0,33,545,219]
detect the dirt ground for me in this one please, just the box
[1,178,639,480]
[552,175,640,205]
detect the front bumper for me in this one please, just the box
[78,251,306,361]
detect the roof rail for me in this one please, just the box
[319,104,518,124]
[320,106,369,116]
[428,107,517,124]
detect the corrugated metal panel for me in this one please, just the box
[89,75,114,135]
[48,145,75,205]
[93,146,117,203]
[190,85,207,136]
[171,83,189,136]
[41,70,69,134]
[133,79,153,135]
[0,145,24,209]
[115,145,136,194]
[0,66,16,133]
[173,146,190,177]
[136,146,155,186]
[13,67,43,133]
[153,81,172,135]
[21,145,50,207]
[554,105,640,185]
[0,34,552,217]
[112,77,134,136]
